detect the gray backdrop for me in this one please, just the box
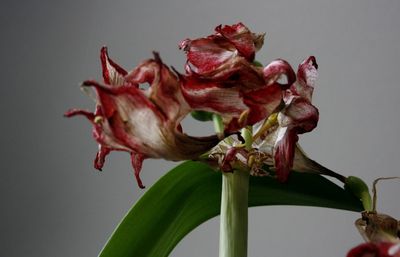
[1,0,400,256]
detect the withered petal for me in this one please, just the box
[100,46,127,85]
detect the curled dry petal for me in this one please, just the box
[100,46,127,85]
[179,22,263,76]
[66,48,219,188]
[263,59,296,89]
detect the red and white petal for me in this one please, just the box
[131,152,146,188]
[94,145,111,171]
[243,83,283,125]
[64,109,95,121]
[126,53,189,121]
[274,127,298,182]
[100,47,127,86]
[172,132,220,160]
[297,56,318,88]
[82,80,167,154]
[180,23,262,76]
[272,97,318,181]
[181,77,248,117]
[270,57,319,182]
[263,59,296,89]
[83,79,220,160]
[180,37,236,75]
[64,108,127,171]
[220,147,239,172]
[291,56,318,101]
[279,97,319,133]
[215,23,257,61]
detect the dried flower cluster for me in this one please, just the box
[66,23,319,187]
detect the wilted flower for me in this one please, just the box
[67,23,324,186]
[208,56,327,182]
[66,47,219,188]
[179,23,296,132]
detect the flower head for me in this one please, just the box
[67,23,323,186]
[179,23,296,132]
[206,56,327,183]
[66,47,219,188]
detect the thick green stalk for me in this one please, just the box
[219,169,249,257]
[219,127,251,257]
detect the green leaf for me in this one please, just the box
[99,161,363,257]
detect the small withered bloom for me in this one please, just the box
[208,56,322,182]
[179,23,296,132]
[66,47,219,188]
[273,56,319,181]
[179,22,264,78]
[256,56,319,182]
[347,242,400,257]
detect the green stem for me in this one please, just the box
[218,127,251,257]
[212,114,224,139]
[219,169,249,257]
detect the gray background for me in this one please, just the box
[1,0,400,256]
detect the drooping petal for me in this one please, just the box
[131,152,146,188]
[273,96,319,181]
[96,57,220,161]
[67,50,224,187]
[273,127,298,182]
[279,97,319,133]
[94,145,111,171]
[64,109,95,121]
[94,61,221,158]
[65,107,129,170]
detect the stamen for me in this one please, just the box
[253,112,278,140]
[94,116,103,124]
[238,110,249,125]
